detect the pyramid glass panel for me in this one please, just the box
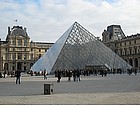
[31,22,132,73]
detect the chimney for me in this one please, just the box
[24,27,26,32]
[8,27,10,35]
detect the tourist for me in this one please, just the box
[57,70,61,82]
[0,72,2,78]
[44,69,47,79]
[68,70,72,81]
[3,71,6,78]
[15,69,21,84]
[76,69,81,81]
[73,69,76,81]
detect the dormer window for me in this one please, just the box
[13,39,16,45]
[24,39,27,46]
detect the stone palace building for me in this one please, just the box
[102,25,140,71]
[0,25,53,74]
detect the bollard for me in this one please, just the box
[44,84,53,95]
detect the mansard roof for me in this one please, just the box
[10,26,28,37]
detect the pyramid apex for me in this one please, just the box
[73,21,80,26]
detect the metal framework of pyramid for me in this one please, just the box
[31,22,132,73]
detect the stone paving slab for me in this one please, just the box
[1,92,140,105]
[0,74,140,105]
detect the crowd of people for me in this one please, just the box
[55,69,81,82]
[0,67,139,84]
[0,71,15,78]
[127,68,138,75]
[0,70,21,84]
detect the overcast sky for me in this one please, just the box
[0,0,140,42]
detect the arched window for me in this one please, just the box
[122,50,125,56]
[138,49,140,54]
[120,49,122,56]
[129,48,132,55]
[134,58,138,67]
[17,62,22,70]
[129,59,133,66]
[4,63,8,71]
[124,49,127,56]
[134,47,137,54]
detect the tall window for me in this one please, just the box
[24,39,27,46]
[18,53,22,59]
[18,39,22,46]
[5,48,8,51]
[13,39,16,45]
[129,48,132,55]
[12,53,16,60]
[4,63,8,70]
[12,66,15,71]
[120,49,122,56]
[134,47,137,54]
[124,49,127,55]
[129,59,133,66]
[24,54,26,60]
[31,53,33,60]
[24,66,26,71]
[134,58,138,67]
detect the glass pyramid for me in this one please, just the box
[31,22,132,73]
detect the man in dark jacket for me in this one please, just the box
[15,69,21,84]
[57,70,61,82]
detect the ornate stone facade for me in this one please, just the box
[116,34,140,69]
[102,25,140,71]
[0,26,53,74]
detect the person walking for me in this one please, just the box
[15,69,21,84]
[44,69,47,80]
[57,70,61,82]
[76,69,81,81]
[0,72,2,78]
[134,68,138,76]
[68,70,72,81]
[73,69,76,82]
[3,71,6,78]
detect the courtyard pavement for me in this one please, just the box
[0,73,140,105]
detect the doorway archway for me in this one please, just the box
[4,63,8,71]
[134,58,138,67]
[17,62,22,70]
[129,59,133,66]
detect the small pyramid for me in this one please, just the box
[31,22,131,73]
